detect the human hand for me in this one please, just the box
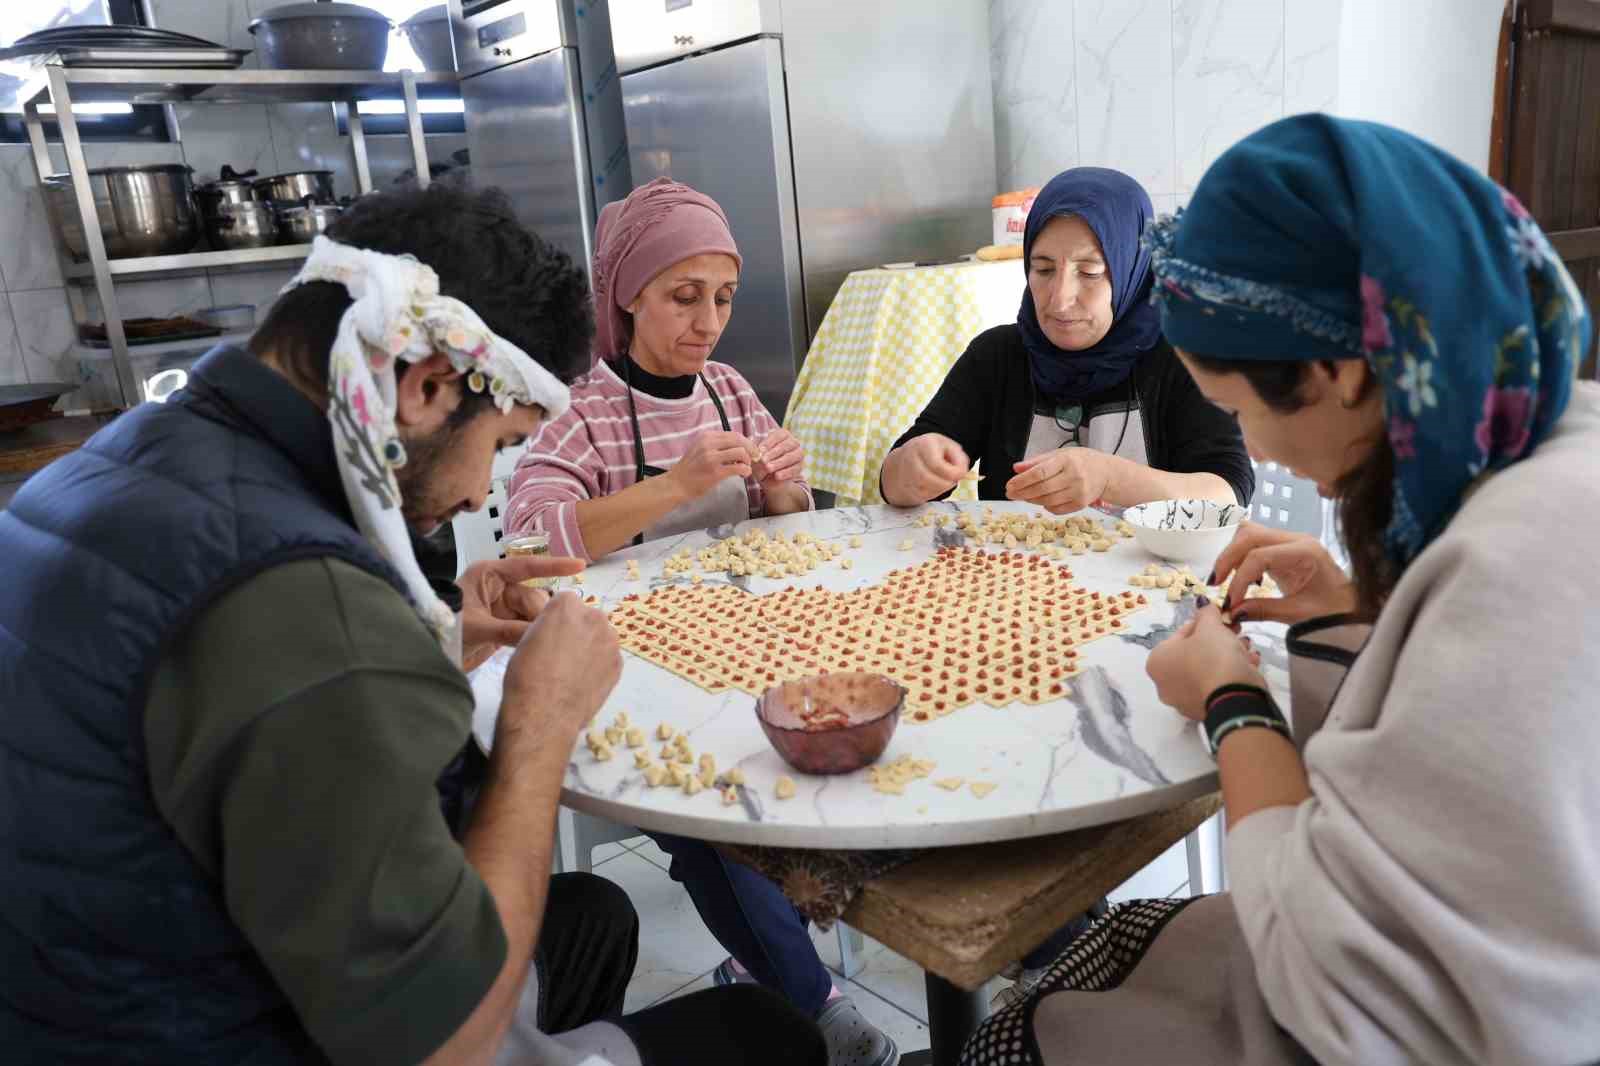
[753,428,804,485]
[1005,449,1113,514]
[1209,523,1357,626]
[888,433,971,505]
[457,554,586,672]
[668,430,756,499]
[500,592,623,742]
[1146,602,1266,721]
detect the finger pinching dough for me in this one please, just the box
[607,546,1151,723]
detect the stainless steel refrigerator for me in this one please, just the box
[611,0,997,421]
[451,0,631,275]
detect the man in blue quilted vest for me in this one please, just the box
[0,184,825,1066]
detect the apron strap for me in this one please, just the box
[618,357,734,547]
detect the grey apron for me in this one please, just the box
[620,359,751,545]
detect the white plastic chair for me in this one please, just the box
[1248,461,1324,536]
[452,450,642,871]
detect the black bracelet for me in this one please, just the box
[1203,684,1291,755]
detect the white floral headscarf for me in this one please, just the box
[284,237,571,650]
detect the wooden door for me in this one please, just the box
[1496,0,1600,378]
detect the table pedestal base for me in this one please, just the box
[902,973,988,1066]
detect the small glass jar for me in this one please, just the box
[504,532,554,588]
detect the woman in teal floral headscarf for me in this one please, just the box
[960,115,1600,1066]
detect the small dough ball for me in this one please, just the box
[657,723,676,741]
[775,775,798,800]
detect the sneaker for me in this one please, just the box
[815,996,899,1066]
[989,965,1048,1011]
[712,957,756,987]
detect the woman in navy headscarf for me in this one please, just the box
[880,167,1253,511]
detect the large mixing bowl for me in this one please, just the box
[249,2,390,70]
[401,5,454,71]
[43,165,199,260]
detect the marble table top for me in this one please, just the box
[470,501,1283,850]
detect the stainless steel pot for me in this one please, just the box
[205,202,279,250]
[195,179,256,215]
[401,5,454,72]
[248,2,390,70]
[252,170,336,206]
[276,199,343,244]
[42,165,199,260]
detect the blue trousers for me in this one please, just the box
[646,831,834,1017]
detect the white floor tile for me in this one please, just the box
[589,842,630,867]
[1108,838,1191,904]
[597,851,728,1014]
[630,837,672,871]
[842,983,930,1058]
[649,971,715,1008]
[836,935,928,1023]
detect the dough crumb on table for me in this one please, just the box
[775,775,797,800]
[969,781,998,799]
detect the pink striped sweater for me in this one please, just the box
[506,359,811,561]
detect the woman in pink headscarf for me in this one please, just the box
[508,183,899,1066]
[506,177,811,560]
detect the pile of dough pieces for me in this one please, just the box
[586,710,765,807]
[658,529,848,581]
[1127,563,1281,608]
[925,508,1138,558]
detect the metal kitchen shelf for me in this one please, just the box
[61,243,315,280]
[23,66,454,409]
[73,330,253,362]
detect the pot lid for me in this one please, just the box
[251,2,391,23]
[46,164,193,178]
[402,4,450,26]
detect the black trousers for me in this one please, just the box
[538,872,826,1066]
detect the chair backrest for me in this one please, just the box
[1249,461,1324,537]
[452,477,512,576]
[452,447,530,576]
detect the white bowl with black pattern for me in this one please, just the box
[1122,498,1244,568]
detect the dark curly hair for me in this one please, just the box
[1187,355,1395,619]
[249,183,593,424]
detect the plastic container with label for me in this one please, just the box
[991,187,1040,247]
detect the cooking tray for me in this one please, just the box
[0,382,73,433]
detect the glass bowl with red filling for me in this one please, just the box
[756,672,904,775]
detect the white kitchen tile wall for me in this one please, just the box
[991,0,1341,197]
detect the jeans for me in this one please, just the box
[645,831,835,1017]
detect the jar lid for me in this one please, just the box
[991,187,1041,209]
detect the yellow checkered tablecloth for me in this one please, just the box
[785,259,1025,505]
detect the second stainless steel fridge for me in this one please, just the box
[612,0,997,421]
[452,0,631,276]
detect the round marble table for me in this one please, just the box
[470,501,1262,851]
